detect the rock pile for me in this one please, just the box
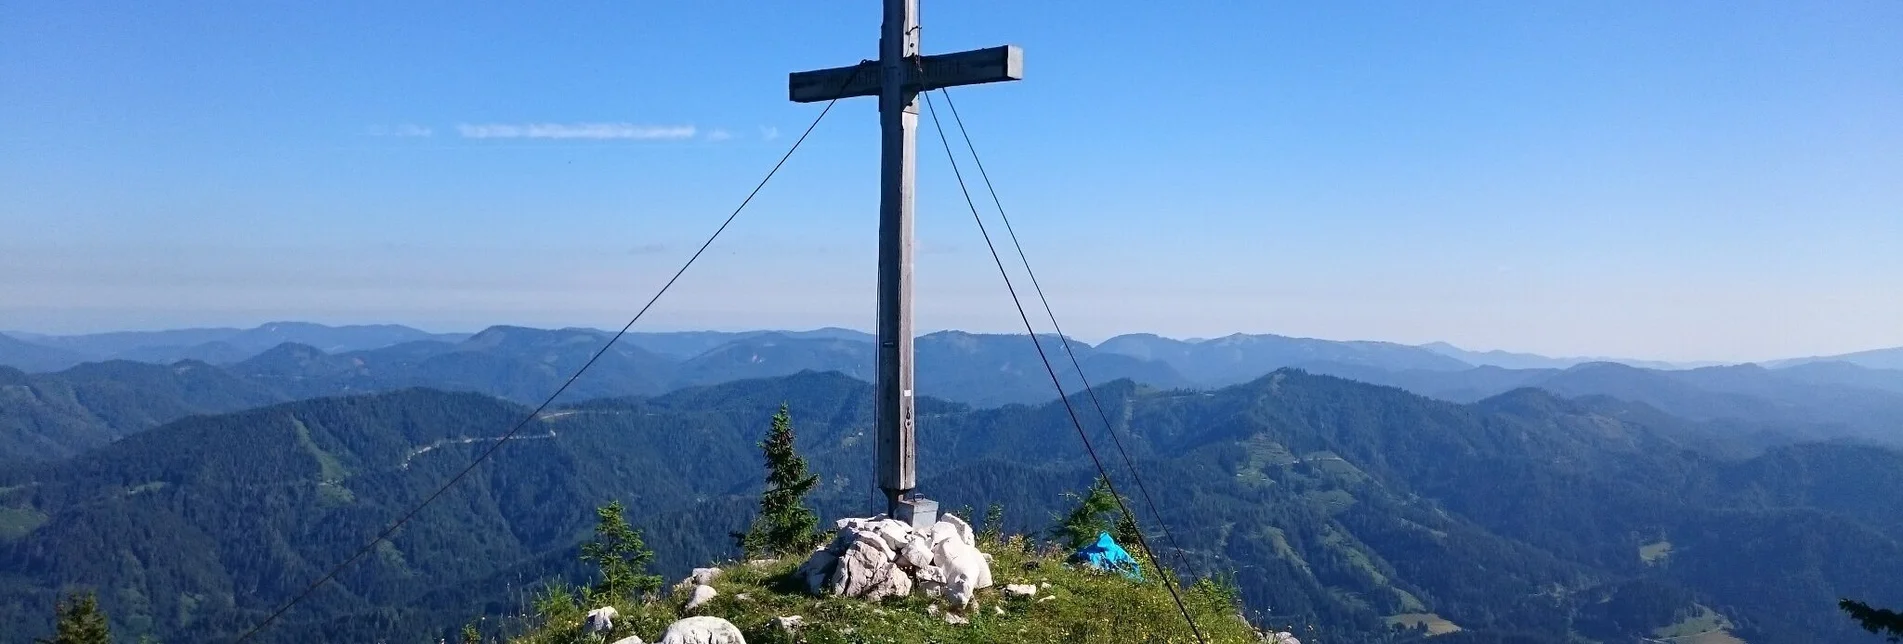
[795,513,994,609]
[658,616,745,644]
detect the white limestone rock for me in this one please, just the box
[863,563,913,602]
[689,567,723,586]
[684,583,718,611]
[870,518,914,551]
[584,606,618,634]
[930,513,975,547]
[901,535,935,570]
[610,637,645,644]
[1003,583,1037,598]
[827,538,892,597]
[932,535,993,608]
[796,549,838,594]
[775,615,803,632]
[658,616,745,644]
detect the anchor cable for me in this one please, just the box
[919,87,1210,644]
[934,86,1203,581]
[233,62,872,643]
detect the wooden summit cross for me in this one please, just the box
[789,0,1022,525]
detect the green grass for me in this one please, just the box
[1639,540,1673,565]
[1236,436,1295,485]
[1653,604,1739,642]
[293,417,357,505]
[125,481,170,495]
[291,417,350,482]
[1385,612,1461,635]
[510,535,1266,644]
[0,506,48,541]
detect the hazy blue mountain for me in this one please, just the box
[619,328,875,359]
[1416,341,1707,370]
[13,327,241,357]
[13,322,469,366]
[228,328,1188,410]
[2,370,1896,642]
[1097,332,1470,385]
[1299,360,1903,443]
[1769,345,1903,370]
[107,340,254,365]
[17,324,1903,465]
[232,326,679,403]
[916,331,1195,406]
[0,334,87,373]
[671,333,875,386]
[1771,360,1903,394]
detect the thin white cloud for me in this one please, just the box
[760,126,780,141]
[706,128,734,142]
[456,123,697,140]
[370,124,433,137]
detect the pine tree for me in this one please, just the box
[1843,599,1903,642]
[738,403,825,559]
[38,592,110,644]
[460,621,481,644]
[1114,507,1144,547]
[579,500,662,600]
[1052,477,1125,550]
[979,502,1007,543]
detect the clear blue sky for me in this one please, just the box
[2,1,1898,362]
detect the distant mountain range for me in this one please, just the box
[1414,341,1721,371]
[6,323,1903,463]
[0,322,470,371]
[8,322,1901,375]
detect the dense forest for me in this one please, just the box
[2,369,1899,642]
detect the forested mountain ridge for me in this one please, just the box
[1,370,1897,642]
[0,361,284,463]
[10,322,1903,472]
[0,328,1187,462]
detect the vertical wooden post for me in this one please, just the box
[876,0,921,514]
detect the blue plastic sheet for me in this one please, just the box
[1070,531,1144,580]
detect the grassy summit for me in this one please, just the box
[514,534,1268,644]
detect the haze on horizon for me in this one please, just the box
[3,2,1898,364]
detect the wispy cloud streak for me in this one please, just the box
[370,124,434,137]
[456,123,697,140]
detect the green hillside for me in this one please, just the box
[2,370,1897,642]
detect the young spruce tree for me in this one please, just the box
[1052,477,1141,550]
[580,500,663,601]
[39,591,110,644]
[738,403,824,559]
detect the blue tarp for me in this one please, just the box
[1070,531,1144,580]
